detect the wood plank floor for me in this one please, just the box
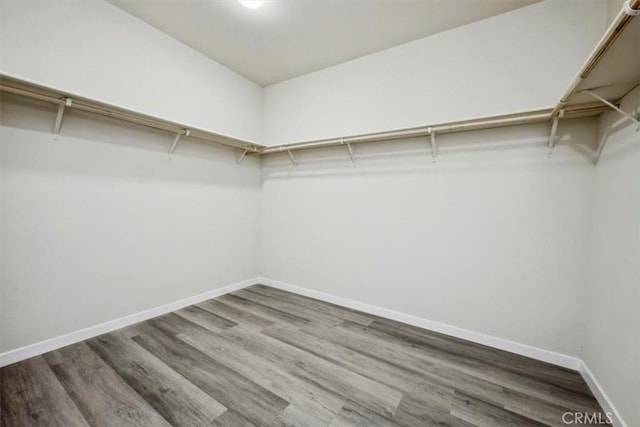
[1,284,606,426]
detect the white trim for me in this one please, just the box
[579,361,627,427]
[0,277,259,367]
[258,277,581,370]
[1,275,582,371]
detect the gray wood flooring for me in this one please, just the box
[1,284,605,426]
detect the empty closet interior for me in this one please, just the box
[1,0,639,426]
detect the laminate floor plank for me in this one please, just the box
[338,320,601,414]
[178,327,344,425]
[43,342,170,426]
[502,388,607,427]
[249,284,375,326]
[219,325,404,418]
[1,284,605,426]
[132,320,289,426]
[210,409,256,427]
[301,321,507,408]
[451,392,548,427]
[86,330,227,425]
[234,288,343,326]
[132,311,204,337]
[174,304,237,333]
[392,394,476,427]
[329,401,405,427]
[0,356,89,427]
[369,318,591,395]
[217,293,311,328]
[270,404,334,427]
[262,323,455,401]
[197,298,275,331]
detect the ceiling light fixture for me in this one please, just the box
[239,0,263,9]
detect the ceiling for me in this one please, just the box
[108,0,540,87]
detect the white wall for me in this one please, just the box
[0,94,261,352]
[0,0,263,143]
[262,0,606,146]
[583,87,640,427]
[260,118,597,357]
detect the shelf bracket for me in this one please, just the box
[582,90,640,130]
[341,139,356,164]
[237,149,248,165]
[169,129,189,154]
[287,149,298,166]
[428,127,437,161]
[54,98,72,134]
[280,146,297,166]
[547,109,564,157]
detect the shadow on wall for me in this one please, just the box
[262,118,599,180]
[0,93,260,186]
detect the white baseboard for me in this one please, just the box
[0,277,259,367]
[258,277,581,371]
[0,275,581,372]
[579,362,626,427]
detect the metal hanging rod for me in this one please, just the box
[0,79,263,153]
[260,104,609,155]
[551,0,640,117]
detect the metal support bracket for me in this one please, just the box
[169,129,190,154]
[237,149,248,165]
[341,139,356,164]
[277,145,298,166]
[548,109,564,157]
[582,90,640,130]
[54,98,72,134]
[428,127,437,161]
[287,149,297,166]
